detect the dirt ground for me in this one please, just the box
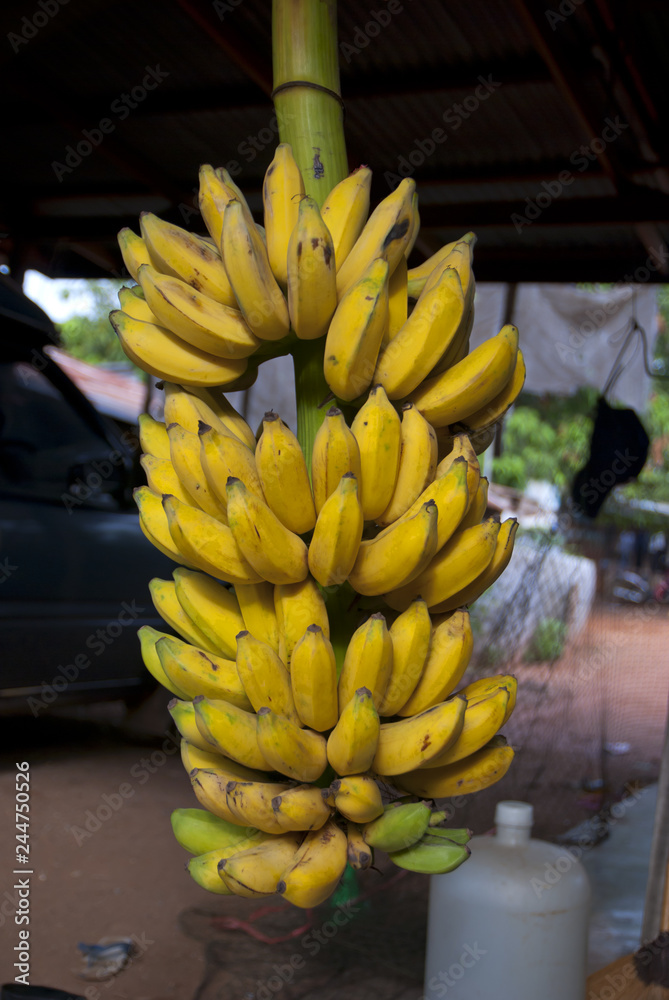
[1,598,667,999]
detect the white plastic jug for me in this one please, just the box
[423,800,590,1000]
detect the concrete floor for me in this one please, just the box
[581,782,658,975]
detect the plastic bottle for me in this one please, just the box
[423,800,590,1000]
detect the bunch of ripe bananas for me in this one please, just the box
[114,143,525,908]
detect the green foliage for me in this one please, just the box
[491,395,593,492]
[56,279,137,368]
[524,617,568,663]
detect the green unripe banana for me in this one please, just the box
[363,800,431,852]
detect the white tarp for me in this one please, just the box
[470,282,659,413]
[233,282,659,433]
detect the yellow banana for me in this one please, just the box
[234,581,281,653]
[311,407,362,515]
[331,774,384,824]
[327,687,380,777]
[435,431,481,498]
[189,766,258,823]
[163,493,263,585]
[277,819,348,909]
[377,598,432,717]
[181,739,267,779]
[156,634,252,708]
[226,477,309,586]
[460,348,527,431]
[274,576,330,664]
[458,476,489,530]
[348,500,438,597]
[346,821,373,871]
[376,403,438,526]
[188,386,256,450]
[336,178,416,298]
[384,253,408,345]
[235,630,297,721]
[271,784,333,834]
[420,687,510,769]
[262,143,305,287]
[187,850,235,894]
[255,706,328,783]
[194,695,271,771]
[375,454,470,556]
[406,235,473,296]
[384,517,500,612]
[166,422,228,520]
[323,257,389,402]
[286,195,337,340]
[110,310,247,387]
[173,566,244,658]
[199,422,265,509]
[169,699,217,754]
[430,518,518,614]
[134,485,196,566]
[320,165,372,270]
[290,625,339,732]
[117,227,152,281]
[307,473,364,588]
[458,674,517,726]
[138,264,259,360]
[140,453,195,508]
[219,832,303,897]
[372,696,467,776]
[139,211,237,307]
[410,325,519,429]
[138,413,171,461]
[223,778,294,835]
[198,163,237,248]
[374,267,465,399]
[397,610,473,717]
[351,384,401,521]
[148,577,219,653]
[217,167,255,224]
[138,625,189,699]
[337,613,393,713]
[404,190,420,259]
[395,739,515,799]
[162,382,229,439]
[180,739,223,773]
[118,285,157,324]
[221,199,290,342]
[255,412,316,534]
[420,235,475,309]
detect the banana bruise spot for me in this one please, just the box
[383,218,410,250]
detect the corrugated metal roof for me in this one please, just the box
[2,0,669,284]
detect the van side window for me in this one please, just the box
[0,362,105,497]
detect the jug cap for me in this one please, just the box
[495,800,533,828]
